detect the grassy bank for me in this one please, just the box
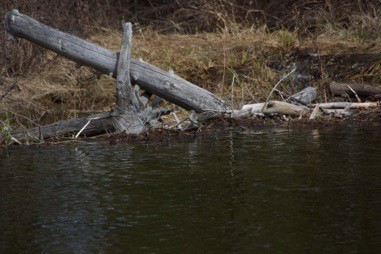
[1,1,380,131]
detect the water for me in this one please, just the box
[1,125,380,253]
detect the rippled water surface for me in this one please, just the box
[1,125,380,253]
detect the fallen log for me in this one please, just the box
[330,82,381,98]
[4,113,115,143]
[3,9,227,113]
[242,101,310,117]
[311,102,379,109]
[322,109,357,117]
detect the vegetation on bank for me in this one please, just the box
[0,0,380,132]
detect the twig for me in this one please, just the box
[172,112,183,130]
[169,117,188,130]
[10,136,22,145]
[309,104,320,120]
[347,85,362,103]
[75,114,106,138]
[231,74,235,108]
[75,119,92,138]
[262,68,296,112]
[0,81,18,101]
[273,89,286,101]
[246,86,258,103]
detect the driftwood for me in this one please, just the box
[322,109,357,117]
[8,113,115,143]
[311,102,379,109]
[242,101,310,117]
[330,82,381,98]
[3,10,227,113]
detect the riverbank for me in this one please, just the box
[1,2,380,144]
[8,108,376,147]
[1,28,380,125]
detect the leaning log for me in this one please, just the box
[3,10,227,113]
[330,82,381,98]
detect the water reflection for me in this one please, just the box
[1,125,380,253]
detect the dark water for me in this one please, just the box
[1,125,380,253]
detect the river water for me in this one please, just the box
[1,125,380,253]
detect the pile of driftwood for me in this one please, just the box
[1,10,380,144]
[240,82,380,120]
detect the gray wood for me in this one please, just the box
[242,101,310,116]
[4,10,227,113]
[2,113,115,142]
[288,87,317,105]
[116,22,135,110]
[112,22,145,133]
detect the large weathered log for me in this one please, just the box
[3,10,227,113]
[330,82,381,98]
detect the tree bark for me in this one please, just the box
[3,9,227,113]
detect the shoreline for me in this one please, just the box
[2,108,378,147]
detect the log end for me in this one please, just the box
[3,9,20,32]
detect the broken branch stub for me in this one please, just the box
[3,9,227,113]
[112,22,145,133]
[115,22,139,111]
